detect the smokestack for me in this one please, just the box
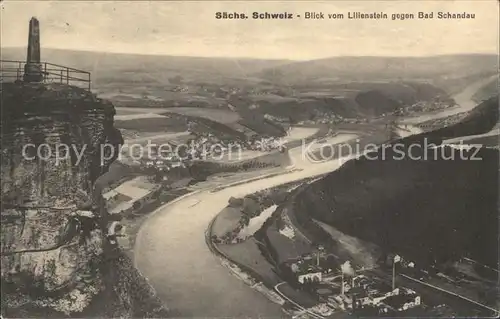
[340,261,355,296]
[341,271,345,295]
[23,17,43,82]
[341,261,355,276]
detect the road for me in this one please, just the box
[114,113,168,121]
[274,282,324,319]
[115,106,241,124]
[122,131,191,145]
[115,106,176,115]
[133,75,493,317]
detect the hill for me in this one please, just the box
[257,54,498,88]
[293,96,499,269]
[236,81,451,123]
[1,47,289,85]
[472,77,499,103]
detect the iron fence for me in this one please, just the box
[0,60,91,91]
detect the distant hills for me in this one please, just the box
[1,47,289,82]
[2,47,497,85]
[3,47,496,125]
[257,54,498,84]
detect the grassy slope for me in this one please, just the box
[294,96,499,269]
[472,77,499,103]
[114,116,189,133]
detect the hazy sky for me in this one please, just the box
[2,1,498,60]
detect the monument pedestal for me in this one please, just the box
[23,17,43,83]
[23,63,43,82]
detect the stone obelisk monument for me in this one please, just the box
[23,17,44,82]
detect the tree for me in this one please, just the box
[133,201,141,209]
[228,197,243,207]
[387,117,400,141]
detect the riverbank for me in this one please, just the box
[202,106,497,316]
[121,123,327,258]
[134,161,326,316]
[205,179,332,318]
[117,165,298,259]
[205,216,287,307]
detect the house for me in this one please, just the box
[109,201,133,215]
[370,288,400,305]
[331,294,353,310]
[382,292,421,311]
[171,161,184,168]
[298,272,322,284]
[103,189,119,201]
[399,296,421,311]
[106,177,158,216]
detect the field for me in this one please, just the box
[96,161,137,191]
[121,131,192,145]
[115,107,182,115]
[261,210,313,264]
[217,238,282,285]
[248,94,300,103]
[115,116,189,133]
[114,113,168,121]
[114,108,243,142]
[188,166,288,191]
[161,107,241,124]
[275,282,318,308]
[304,133,359,158]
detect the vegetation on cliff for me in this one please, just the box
[1,82,168,317]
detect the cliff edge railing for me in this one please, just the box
[0,59,91,91]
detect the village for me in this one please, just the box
[278,249,423,318]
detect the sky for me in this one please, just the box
[1,1,499,60]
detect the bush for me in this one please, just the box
[228,197,243,207]
[242,197,259,216]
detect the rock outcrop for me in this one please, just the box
[1,82,167,317]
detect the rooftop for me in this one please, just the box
[382,293,418,309]
[287,256,327,275]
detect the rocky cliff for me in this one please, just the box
[1,82,167,317]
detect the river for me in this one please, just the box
[134,146,355,317]
[399,75,497,125]
[133,75,493,317]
